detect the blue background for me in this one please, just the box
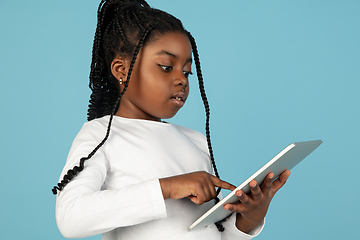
[0,0,359,239]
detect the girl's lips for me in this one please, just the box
[171,97,184,107]
[172,91,186,101]
[171,91,186,107]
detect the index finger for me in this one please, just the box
[208,175,236,191]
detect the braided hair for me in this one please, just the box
[52,0,226,232]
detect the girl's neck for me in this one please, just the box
[115,104,161,122]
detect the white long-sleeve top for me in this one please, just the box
[56,115,264,240]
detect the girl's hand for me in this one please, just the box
[159,171,236,205]
[224,170,291,233]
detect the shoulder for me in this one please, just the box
[171,124,209,154]
[82,115,110,129]
[73,115,111,143]
[172,124,206,140]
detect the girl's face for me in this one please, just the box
[114,32,192,121]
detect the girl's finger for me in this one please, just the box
[271,170,291,193]
[209,175,236,191]
[199,180,216,203]
[261,172,274,196]
[249,180,262,201]
[236,190,252,208]
[190,186,207,205]
[205,176,217,199]
[224,201,246,213]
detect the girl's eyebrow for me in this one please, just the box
[156,50,192,63]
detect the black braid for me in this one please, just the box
[53,0,186,193]
[186,31,225,232]
[187,32,220,180]
[51,28,152,195]
[53,0,225,232]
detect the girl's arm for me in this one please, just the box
[55,123,167,238]
[56,177,166,238]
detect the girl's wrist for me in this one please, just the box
[235,213,259,234]
[159,178,170,200]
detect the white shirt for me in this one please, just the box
[56,116,263,239]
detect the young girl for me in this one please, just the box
[53,1,290,239]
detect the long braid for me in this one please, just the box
[52,1,108,194]
[88,0,116,120]
[52,27,153,195]
[187,31,225,232]
[53,0,184,194]
[186,32,220,182]
[53,0,154,194]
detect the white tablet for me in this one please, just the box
[188,140,323,231]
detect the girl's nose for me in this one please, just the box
[173,71,188,87]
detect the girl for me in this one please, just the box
[53,1,290,239]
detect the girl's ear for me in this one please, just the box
[111,57,129,85]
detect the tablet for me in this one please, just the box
[188,140,323,231]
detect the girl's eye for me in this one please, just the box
[183,71,193,78]
[159,65,173,72]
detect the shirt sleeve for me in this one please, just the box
[55,122,167,238]
[221,213,265,240]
